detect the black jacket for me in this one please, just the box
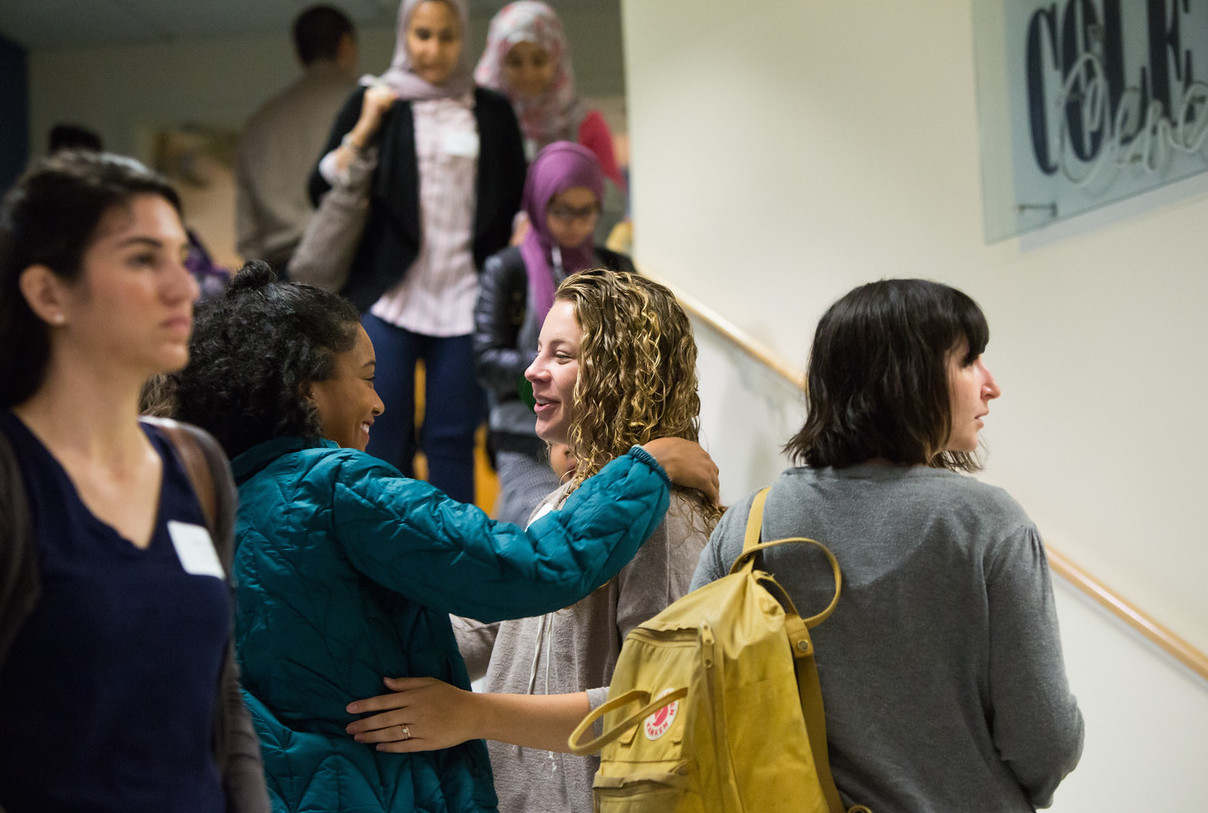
[309,86,527,313]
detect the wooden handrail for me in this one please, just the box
[659,275,1208,683]
[1044,547,1208,682]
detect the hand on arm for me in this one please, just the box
[334,85,397,171]
[641,438,720,506]
[509,211,531,246]
[346,677,590,753]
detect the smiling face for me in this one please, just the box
[945,340,1001,453]
[39,194,196,379]
[308,324,385,451]
[503,40,555,98]
[524,299,581,446]
[405,0,462,86]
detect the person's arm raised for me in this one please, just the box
[332,85,397,173]
[332,446,672,622]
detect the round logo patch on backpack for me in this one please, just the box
[644,689,680,740]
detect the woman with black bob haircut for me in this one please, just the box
[0,151,268,811]
[692,279,1083,811]
[172,262,718,813]
[786,277,991,471]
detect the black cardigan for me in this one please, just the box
[309,85,527,313]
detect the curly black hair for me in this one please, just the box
[172,260,360,459]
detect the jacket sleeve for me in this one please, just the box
[288,146,378,292]
[308,87,365,206]
[985,525,1085,807]
[473,250,532,394]
[332,446,671,622]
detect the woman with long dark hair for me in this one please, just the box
[0,151,267,812]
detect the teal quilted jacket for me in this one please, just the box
[230,436,671,812]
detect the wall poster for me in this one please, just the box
[973,1,1208,241]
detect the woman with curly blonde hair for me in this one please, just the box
[547,269,716,516]
[344,268,717,812]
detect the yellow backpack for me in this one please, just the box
[569,487,871,813]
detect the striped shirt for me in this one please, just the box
[322,93,480,336]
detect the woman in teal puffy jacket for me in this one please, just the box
[171,261,717,813]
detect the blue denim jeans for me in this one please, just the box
[362,314,484,504]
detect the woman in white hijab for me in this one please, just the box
[309,0,527,506]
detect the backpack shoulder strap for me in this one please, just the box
[139,417,267,803]
[0,426,39,672]
[139,417,237,576]
[792,608,847,813]
[142,416,217,533]
[740,483,853,813]
[741,487,772,556]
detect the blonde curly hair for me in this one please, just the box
[555,268,719,522]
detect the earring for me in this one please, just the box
[52,313,66,325]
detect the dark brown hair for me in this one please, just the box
[0,151,182,408]
[784,278,990,472]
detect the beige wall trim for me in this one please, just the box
[663,278,806,390]
[659,273,1208,684]
[1044,546,1208,682]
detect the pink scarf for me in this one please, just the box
[474,1,584,151]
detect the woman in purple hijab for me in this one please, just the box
[308,0,527,505]
[470,141,635,527]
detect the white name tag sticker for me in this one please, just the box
[441,129,479,158]
[168,520,226,580]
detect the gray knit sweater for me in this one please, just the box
[454,490,712,813]
[691,463,1084,811]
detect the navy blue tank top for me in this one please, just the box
[0,412,228,812]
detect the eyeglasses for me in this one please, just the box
[547,203,601,223]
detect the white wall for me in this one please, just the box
[622,1,1207,656]
[624,1,1208,807]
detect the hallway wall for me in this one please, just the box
[623,0,1207,658]
[623,2,1208,807]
